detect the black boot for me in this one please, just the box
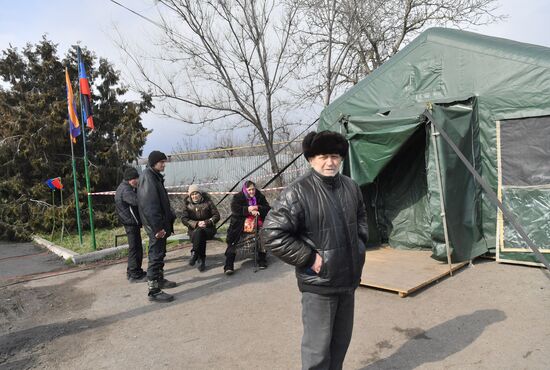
[148,280,174,303]
[198,256,206,272]
[159,271,177,288]
[189,250,198,266]
[224,253,236,275]
[128,273,147,283]
[258,252,268,269]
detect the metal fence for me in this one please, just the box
[140,150,310,228]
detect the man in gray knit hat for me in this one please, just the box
[138,150,177,303]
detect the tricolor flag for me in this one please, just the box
[65,68,81,143]
[78,50,95,130]
[45,177,63,190]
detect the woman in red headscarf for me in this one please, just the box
[224,180,271,274]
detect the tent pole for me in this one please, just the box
[430,124,454,276]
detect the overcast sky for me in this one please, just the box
[1,0,549,157]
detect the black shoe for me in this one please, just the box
[189,250,198,266]
[224,253,236,275]
[198,259,206,272]
[128,274,147,283]
[159,278,177,289]
[148,290,174,303]
[258,259,268,269]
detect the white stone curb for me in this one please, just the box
[71,244,130,264]
[32,233,217,264]
[33,236,78,261]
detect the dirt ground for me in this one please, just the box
[1,240,549,370]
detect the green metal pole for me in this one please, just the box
[77,48,96,250]
[50,190,56,240]
[60,189,65,242]
[69,135,83,245]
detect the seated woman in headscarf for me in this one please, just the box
[180,184,220,272]
[224,180,271,274]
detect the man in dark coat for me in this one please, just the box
[115,167,145,282]
[224,180,270,274]
[262,131,368,370]
[138,150,177,303]
[180,184,220,272]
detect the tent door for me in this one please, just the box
[427,100,486,262]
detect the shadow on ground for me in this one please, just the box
[359,309,506,369]
[0,253,288,369]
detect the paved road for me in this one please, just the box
[0,241,68,280]
[1,241,549,369]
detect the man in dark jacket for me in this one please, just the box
[138,150,177,303]
[262,131,368,370]
[115,167,145,282]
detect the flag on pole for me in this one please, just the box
[65,68,81,143]
[77,52,95,130]
[45,177,64,190]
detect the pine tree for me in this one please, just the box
[0,36,152,240]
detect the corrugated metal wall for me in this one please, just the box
[139,153,310,224]
[140,153,309,189]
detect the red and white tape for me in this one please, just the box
[89,186,285,196]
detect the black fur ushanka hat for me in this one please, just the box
[302,130,349,160]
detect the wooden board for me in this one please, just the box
[360,246,468,297]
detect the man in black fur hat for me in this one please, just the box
[262,130,368,370]
[115,167,145,283]
[138,150,177,303]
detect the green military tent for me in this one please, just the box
[318,27,550,266]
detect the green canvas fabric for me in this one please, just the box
[346,115,423,185]
[429,100,486,261]
[317,27,550,264]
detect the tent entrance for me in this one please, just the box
[348,98,487,264]
[358,125,472,297]
[367,125,433,250]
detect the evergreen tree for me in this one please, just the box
[0,36,152,240]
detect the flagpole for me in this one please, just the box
[77,47,97,251]
[50,189,56,240]
[69,125,84,245]
[60,188,65,242]
[65,67,82,246]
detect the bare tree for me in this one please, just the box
[116,0,305,180]
[296,0,505,105]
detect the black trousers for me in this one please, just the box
[301,291,355,370]
[125,225,143,278]
[190,227,215,259]
[146,231,167,281]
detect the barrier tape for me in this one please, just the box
[88,186,286,196]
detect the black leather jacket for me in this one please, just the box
[137,166,175,236]
[115,180,141,227]
[180,192,220,236]
[262,169,368,294]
